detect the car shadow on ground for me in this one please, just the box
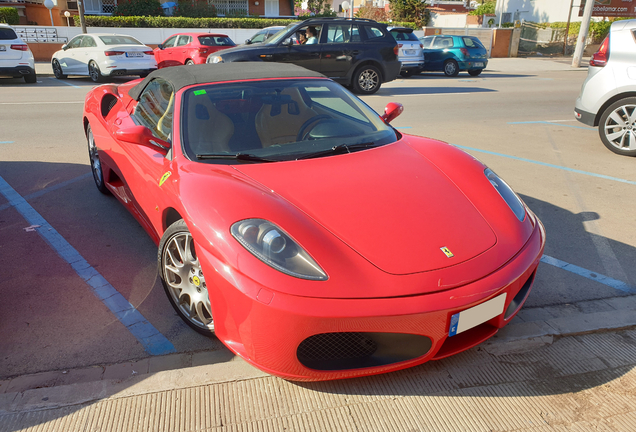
[373,86,497,97]
[411,72,536,79]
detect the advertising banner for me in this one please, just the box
[579,0,636,17]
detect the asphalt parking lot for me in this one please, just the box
[1,58,636,430]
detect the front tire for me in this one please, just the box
[87,124,109,194]
[88,60,103,83]
[52,59,67,79]
[159,220,215,336]
[599,97,636,156]
[444,59,459,77]
[468,69,483,76]
[352,65,382,95]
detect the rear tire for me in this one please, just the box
[443,59,459,77]
[24,71,37,83]
[468,69,483,76]
[598,97,636,156]
[89,61,103,83]
[352,65,382,95]
[185,59,195,65]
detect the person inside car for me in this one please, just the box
[298,32,307,45]
[305,27,318,44]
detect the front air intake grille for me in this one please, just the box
[297,332,432,371]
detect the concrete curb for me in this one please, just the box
[2,293,635,415]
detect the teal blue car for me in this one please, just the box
[419,35,488,77]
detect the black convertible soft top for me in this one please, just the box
[128,63,326,100]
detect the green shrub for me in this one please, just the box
[74,15,300,28]
[469,1,495,16]
[0,7,20,25]
[113,0,164,17]
[174,0,217,18]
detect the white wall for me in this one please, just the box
[429,12,468,28]
[494,0,584,24]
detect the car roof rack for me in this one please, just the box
[302,17,378,23]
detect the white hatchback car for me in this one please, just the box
[575,19,636,156]
[0,23,36,84]
[51,33,157,83]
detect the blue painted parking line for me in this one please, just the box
[452,144,636,187]
[541,255,634,293]
[0,141,14,144]
[0,175,176,356]
[394,126,412,129]
[48,77,82,89]
[508,121,595,131]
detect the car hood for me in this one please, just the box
[234,141,497,275]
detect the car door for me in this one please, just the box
[77,35,98,74]
[57,35,83,74]
[155,35,178,68]
[424,36,453,71]
[111,78,175,238]
[174,35,192,65]
[320,23,363,79]
[270,25,322,72]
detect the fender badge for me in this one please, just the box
[440,247,454,258]
[159,171,172,187]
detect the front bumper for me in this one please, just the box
[0,65,35,78]
[199,217,545,381]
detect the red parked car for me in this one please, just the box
[154,33,235,68]
[83,63,545,381]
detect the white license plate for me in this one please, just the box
[126,52,143,58]
[448,293,507,337]
[0,46,5,51]
[404,49,416,55]
[474,62,484,67]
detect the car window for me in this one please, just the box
[267,23,298,45]
[163,35,178,48]
[325,24,361,44]
[132,78,175,142]
[199,35,235,46]
[99,35,143,45]
[364,26,384,40]
[66,36,83,49]
[420,36,433,48]
[462,36,483,48]
[0,28,17,40]
[299,25,321,44]
[180,79,397,162]
[81,36,97,48]
[250,30,267,43]
[390,30,419,42]
[176,35,191,47]
[432,37,454,49]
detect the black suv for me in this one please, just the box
[206,18,400,95]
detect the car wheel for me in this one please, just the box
[468,69,483,76]
[400,70,415,78]
[444,59,459,77]
[353,65,382,95]
[88,61,103,83]
[87,125,109,194]
[24,71,37,84]
[52,59,67,79]
[599,97,636,156]
[185,59,195,66]
[159,219,215,336]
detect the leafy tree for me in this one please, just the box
[469,0,495,16]
[0,7,20,25]
[175,0,217,18]
[355,5,389,22]
[114,0,164,16]
[294,0,336,18]
[388,0,428,27]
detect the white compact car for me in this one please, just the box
[0,23,36,84]
[51,33,157,83]
[575,19,636,156]
[388,27,424,77]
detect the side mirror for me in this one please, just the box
[116,125,170,155]
[245,39,252,44]
[381,102,404,124]
[62,44,68,51]
[157,43,164,50]
[282,38,293,47]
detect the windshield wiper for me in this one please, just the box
[296,142,377,160]
[196,152,278,163]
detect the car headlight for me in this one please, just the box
[484,168,526,221]
[209,55,223,64]
[231,219,328,281]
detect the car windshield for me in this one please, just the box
[181,79,398,163]
[391,30,419,42]
[199,35,234,46]
[0,28,17,40]
[266,23,297,45]
[99,35,143,45]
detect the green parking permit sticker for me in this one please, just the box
[193,90,207,96]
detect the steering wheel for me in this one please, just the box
[296,115,332,141]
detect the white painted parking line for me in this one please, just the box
[48,77,82,89]
[0,175,176,356]
[542,255,634,293]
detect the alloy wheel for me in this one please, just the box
[603,104,636,152]
[358,68,379,92]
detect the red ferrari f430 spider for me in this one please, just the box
[83,63,545,381]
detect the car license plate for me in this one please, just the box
[126,52,143,57]
[0,46,6,51]
[448,293,506,337]
[404,49,416,55]
[474,62,484,67]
